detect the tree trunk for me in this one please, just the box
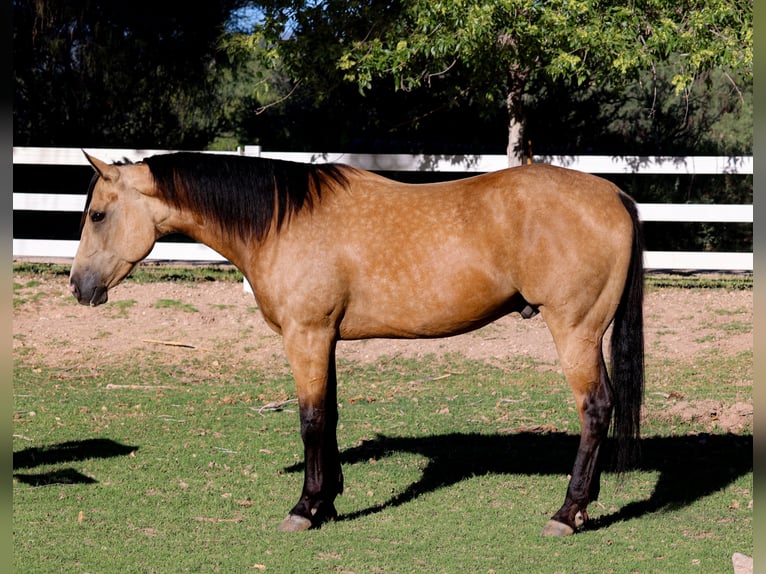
[506,110,524,167]
[505,72,527,167]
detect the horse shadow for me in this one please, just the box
[13,433,752,531]
[285,431,752,529]
[13,438,138,486]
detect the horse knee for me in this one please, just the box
[300,405,326,441]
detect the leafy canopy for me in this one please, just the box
[333,0,752,96]
[13,0,249,147]
[247,0,752,106]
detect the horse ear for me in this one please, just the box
[83,151,120,182]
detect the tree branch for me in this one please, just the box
[426,59,458,85]
[723,71,745,102]
[255,80,302,115]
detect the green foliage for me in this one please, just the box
[524,58,752,156]
[12,0,249,147]
[331,0,752,96]
[242,0,752,161]
[13,0,753,160]
[12,0,754,226]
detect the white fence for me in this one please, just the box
[12,146,753,271]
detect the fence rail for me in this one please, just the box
[12,147,753,271]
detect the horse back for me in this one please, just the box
[252,164,636,340]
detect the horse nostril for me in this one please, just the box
[69,280,80,300]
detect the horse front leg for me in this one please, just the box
[542,357,613,536]
[279,331,343,532]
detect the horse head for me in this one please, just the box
[69,152,169,306]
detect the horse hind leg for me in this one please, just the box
[539,312,614,536]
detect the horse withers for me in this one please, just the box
[70,151,644,536]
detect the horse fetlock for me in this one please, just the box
[283,497,338,532]
[541,511,588,537]
[311,500,338,520]
[544,505,588,537]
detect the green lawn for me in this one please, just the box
[14,348,751,573]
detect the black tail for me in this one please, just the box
[610,193,645,472]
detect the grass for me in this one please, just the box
[13,262,244,284]
[14,351,751,573]
[644,272,752,291]
[152,298,199,313]
[12,264,752,572]
[109,299,137,318]
[645,351,752,404]
[718,320,751,334]
[13,262,753,291]
[13,279,47,307]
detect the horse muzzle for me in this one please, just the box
[69,276,109,306]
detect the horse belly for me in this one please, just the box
[339,263,520,340]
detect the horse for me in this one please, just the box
[70,151,644,536]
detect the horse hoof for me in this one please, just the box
[541,519,575,537]
[278,514,313,532]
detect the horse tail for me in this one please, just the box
[610,192,645,472]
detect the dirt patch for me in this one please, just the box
[14,274,752,431]
[655,400,753,434]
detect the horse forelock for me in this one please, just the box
[142,153,349,241]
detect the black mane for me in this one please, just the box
[143,153,349,241]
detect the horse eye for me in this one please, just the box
[90,210,106,223]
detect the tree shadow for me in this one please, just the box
[13,438,138,486]
[284,432,752,530]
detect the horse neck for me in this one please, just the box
[164,206,257,272]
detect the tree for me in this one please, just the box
[524,62,752,157]
[13,0,248,147]
[250,0,752,164]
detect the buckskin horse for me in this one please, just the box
[70,151,644,536]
